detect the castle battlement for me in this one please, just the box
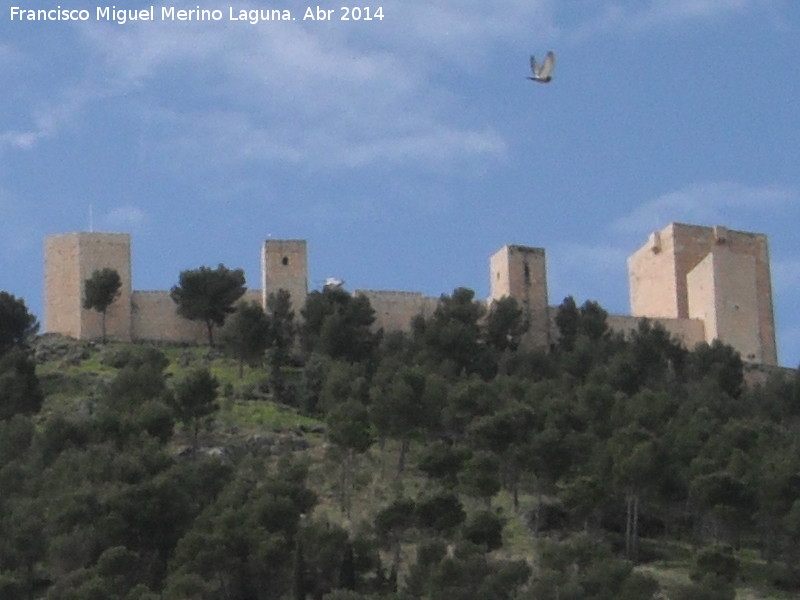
[628,222,776,364]
[43,222,778,365]
[356,290,429,298]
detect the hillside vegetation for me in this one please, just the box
[1,287,800,600]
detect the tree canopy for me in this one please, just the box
[301,286,377,362]
[83,268,122,343]
[170,264,246,345]
[0,291,39,355]
[171,367,219,443]
[222,301,270,378]
[2,279,800,600]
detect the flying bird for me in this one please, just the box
[528,51,555,83]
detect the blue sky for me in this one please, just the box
[2,0,799,366]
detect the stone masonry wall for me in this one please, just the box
[262,240,308,313]
[131,289,263,344]
[45,232,133,341]
[605,314,706,349]
[43,224,779,365]
[629,222,777,365]
[131,291,207,343]
[356,290,439,332]
[45,234,84,339]
[489,245,550,348]
[627,228,681,318]
[687,249,763,362]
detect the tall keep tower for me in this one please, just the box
[261,239,308,312]
[44,232,133,341]
[490,245,549,348]
[628,223,777,365]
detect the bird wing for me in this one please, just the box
[530,55,539,77]
[538,51,555,79]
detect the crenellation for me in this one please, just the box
[43,221,779,365]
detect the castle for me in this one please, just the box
[43,222,778,366]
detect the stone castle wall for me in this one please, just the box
[628,223,777,365]
[45,233,133,341]
[687,249,762,362]
[490,245,550,348]
[356,290,439,332]
[262,240,308,313]
[131,291,207,344]
[44,223,779,365]
[605,314,706,348]
[129,289,262,343]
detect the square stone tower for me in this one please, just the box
[44,232,133,341]
[489,245,549,348]
[261,239,308,313]
[628,223,777,365]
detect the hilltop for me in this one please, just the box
[2,288,800,600]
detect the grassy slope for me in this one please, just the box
[33,337,794,599]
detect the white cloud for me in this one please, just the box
[69,6,520,170]
[0,131,40,150]
[151,106,506,173]
[334,127,506,168]
[612,182,796,234]
[0,83,110,151]
[1,0,782,165]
